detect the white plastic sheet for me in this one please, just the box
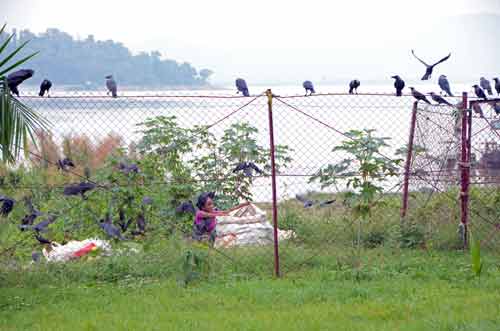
[42,238,111,262]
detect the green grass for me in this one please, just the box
[1,248,499,331]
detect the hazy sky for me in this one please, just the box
[2,0,500,83]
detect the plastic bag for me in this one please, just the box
[42,238,111,262]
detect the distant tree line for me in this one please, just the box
[0,28,214,87]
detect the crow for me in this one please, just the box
[438,75,453,97]
[295,194,315,208]
[411,50,451,80]
[116,208,133,232]
[430,92,453,106]
[57,158,75,171]
[493,103,500,116]
[493,78,500,96]
[39,79,52,97]
[349,80,360,94]
[7,69,34,96]
[391,75,405,96]
[233,162,263,177]
[118,162,139,174]
[473,85,487,100]
[32,214,57,233]
[176,200,196,214]
[136,212,146,233]
[19,197,43,230]
[302,80,315,96]
[480,77,493,96]
[319,199,336,207]
[99,213,124,240]
[35,233,52,245]
[409,87,431,104]
[235,78,249,97]
[105,75,118,98]
[63,182,96,199]
[0,195,15,216]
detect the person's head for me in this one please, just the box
[196,192,214,212]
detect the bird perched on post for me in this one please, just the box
[480,77,493,96]
[349,80,360,94]
[493,78,500,96]
[473,85,487,100]
[235,78,249,97]
[302,80,315,96]
[39,79,52,97]
[105,75,117,98]
[438,75,453,97]
[409,87,431,104]
[391,75,405,96]
[430,92,453,106]
[7,69,34,96]
[411,50,451,80]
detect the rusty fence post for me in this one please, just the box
[460,92,470,249]
[401,101,418,221]
[266,89,280,277]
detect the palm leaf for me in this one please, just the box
[0,51,39,77]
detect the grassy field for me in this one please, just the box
[1,248,499,331]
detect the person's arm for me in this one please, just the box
[197,210,228,218]
[226,201,251,212]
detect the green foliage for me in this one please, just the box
[470,231,483,278]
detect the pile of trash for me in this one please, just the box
[214,204,294,248]
[42,238,112,262]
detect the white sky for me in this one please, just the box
[2,0,500,83]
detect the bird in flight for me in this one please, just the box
[411,50,451,80]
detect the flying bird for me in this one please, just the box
[7,69,34,96]
[235,78,249,97]
[391,75,405,96]
[349,80,360,94]
[295,194,315,208]
[493,78,500,95]
[105,75,118,98]
[430,92,453,106]
[411,50,451,80]
[63,182,96,199]
[410,87,431,104]
[473,85,487,100]
[233,162,263,177]
[302,80,315,96]
[39,79,52,97]
[0,196,15,216]
[57,158,75,171]
[480,77,493,95]
[438,75,453,97]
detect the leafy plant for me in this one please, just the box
[470,231,483,279]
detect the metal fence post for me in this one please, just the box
[266,89,280,278]
[400,101,418,220]
[460,92,470,249]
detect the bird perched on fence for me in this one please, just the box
[349,79,360,94]
[493,78,500,96]
[430,92,453,106]
[233,161,263,177]
[480,77,493,96]
[57,158,75,171]
[391,75,405,96]
[235,78,249,97]
[105,75,118,98]
[493,103,500,116]
[410,87,431,104]
[411,50,451,80]
[99,213,125,240]
[39,79,52,97]
[0,195,15,216]
[7,69,34,96]
[302,80,315,96]
[473,85,488,100]
[63,182,96,199]
[438,75,453,97]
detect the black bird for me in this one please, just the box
[349,80,360,94]
[176,200,196,214]
[118,162,139,174]
[39,79,52,97]
[411,50,451,80]
[302,80,315,96]
[480,77,493,96]
[0,195,15,216]
[35,233,52,245]
[430,92,453,106]
[493,78,500,96]
[116,208,133,232]
[105,75,118,98]
[391,75,405,96]
[438,75,453,97]
[473,85,487,100]
[20,197,42,230]
[57,158,75,171]
[99,213,124,240]
[6,69,34,96]
[233,162,263,177]
[493,103,500,116]
[319,199,336,207]
[32,214,57,233]
[63,182,96,199]
[235,78,249,97]
[409,87,431,104]
[295,194,315,208]
[136,212,146,233]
